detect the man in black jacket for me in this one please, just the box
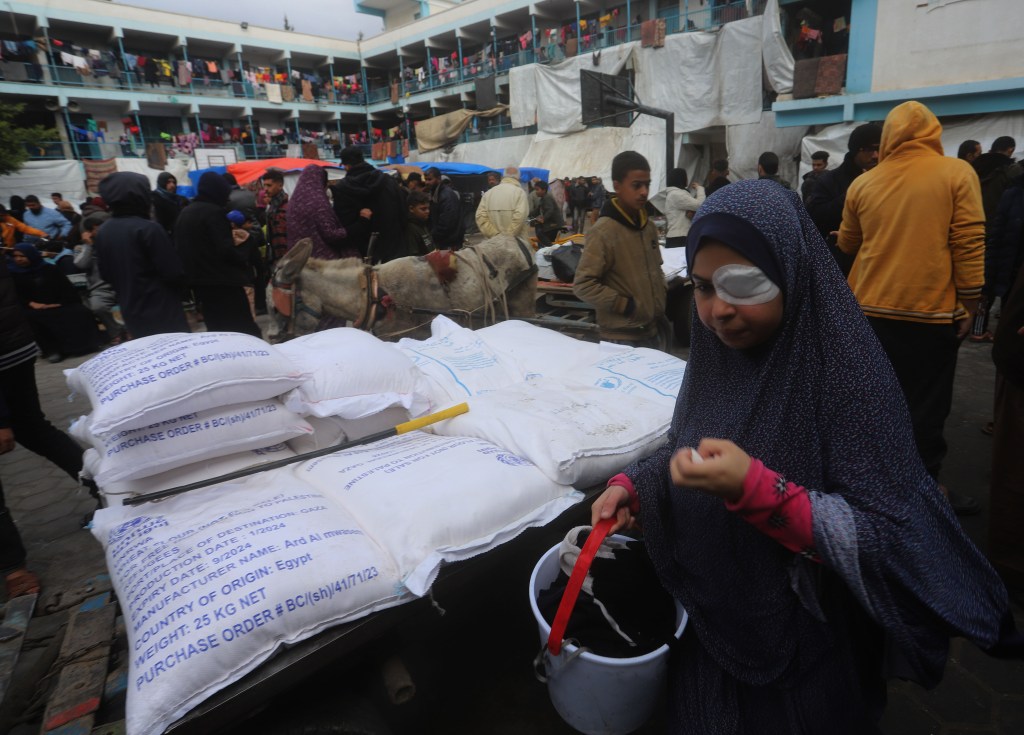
[174,172,260,337]
[330,146,406,263]
[150,172,187,236]
[0,250,87,598]
[423,167,465,250]
[97,172,189,338]
[805,122,882,274]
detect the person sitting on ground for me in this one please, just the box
[96,172,189,339]
[663,167,705,248]
[401,190,434,257]
[573,151,667,349]
[475,166,529,238]
[591,178,1021,732]
[7,243,100,363]
[74,212,126,346]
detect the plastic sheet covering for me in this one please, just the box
[410,135,535,169]
[519,126,682,197]
[633,17,764,134]
[0,160,87,206]
[531,47,634,136]
[726,111,808,187]
[114,156,191,190]
[762,0,794,94]
[510,64,538,130]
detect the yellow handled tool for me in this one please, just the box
[124,403,469,506]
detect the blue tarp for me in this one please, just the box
[406,162,549,184]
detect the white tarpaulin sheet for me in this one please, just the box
[727,111,808,186]
[0,160,86,206]
[633,17,764,134]
[114,157,191,190]
[531,46,635,136]
[797,112,1024,180]
[519,127,681,197]
[762,0,794,94]
[410,135,534,169]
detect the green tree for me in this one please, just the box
[0,103,58,176]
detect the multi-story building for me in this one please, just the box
[2,0,1023,185]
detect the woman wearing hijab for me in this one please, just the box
[174,172,261,337]
[8,243,99,362]
[286,164,351,260]
[151,171,187,236]
[591,179,1020,733]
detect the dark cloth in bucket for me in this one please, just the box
[538,526,676,658]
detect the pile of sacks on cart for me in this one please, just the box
[66,316,686,735]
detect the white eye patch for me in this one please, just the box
[711,264,780,305]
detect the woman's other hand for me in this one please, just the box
[590,484,636,534]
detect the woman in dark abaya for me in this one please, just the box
[286,164,352,260]
[591,179,1021,734]
[8,243,99,363]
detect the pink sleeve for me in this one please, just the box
[725,459,820,562]
[608,473,640,514]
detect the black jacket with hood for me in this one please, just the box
[96,172,189,338]
[330,163,406,263]
[174,172,251,288]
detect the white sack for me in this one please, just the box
[276,328,428,419]
[397,319,523,409]
[475,320,602,379]
[566,347,686,410]
[433,379,672,487]
[66,332,305,435]
[74,400,312,485]
[94,443,296,505]
[294,431,579,596]
[92,478,406,735]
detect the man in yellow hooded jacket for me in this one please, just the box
[838,100,984,515]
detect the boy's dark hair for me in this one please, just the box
[957,140,980,159]
[340,145,365,165]
[810,150,829,162]
[51,192,62,199]
[666,167,689,189]
[534,180,549,192]
[24,195,40,204]
[992,136,1016,154]
[406,171,423,184]
[611,151,650,183]
[262,168,285,184]
[407,190,430,207]
[82,211,111,232]
[424,166,442,178]
[758,151,780,175]
[711,159,729,173]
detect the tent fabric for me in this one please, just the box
[762,0,794,94]
[726,110,808,186]
[227,158,342,186]
[531,46,634,136]
[414,106,510,153]
[410,135,535,172]
[633,18,764,134]
[0,160,87,207]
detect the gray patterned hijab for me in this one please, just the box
[629,179,1011,696]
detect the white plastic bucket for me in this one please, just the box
[529,536,688,735]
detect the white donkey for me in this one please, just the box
[267,235,538,341]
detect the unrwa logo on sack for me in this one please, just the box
[496,453,531,467]
[109,515,169,544]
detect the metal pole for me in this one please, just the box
[62,107,79,160]
[328,61,336,103]
[180,43,194,96]
[247,113,257,159]
[575,3,581,48]
[133,110,145,149]
[531,14,538,61]
[626,0,632,41]
[194,113,205,148]
[236,51,248,97]
[425,45,432,89]
[457,36,463,81]
[398,52,405,96]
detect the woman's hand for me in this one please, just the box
[590,484,636,534]
[28,301,59,310]
[359,208,373,220]
[669,439,751,502]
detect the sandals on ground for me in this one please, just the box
[4,568,41,598]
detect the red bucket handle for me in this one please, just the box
[546,517,615,656]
